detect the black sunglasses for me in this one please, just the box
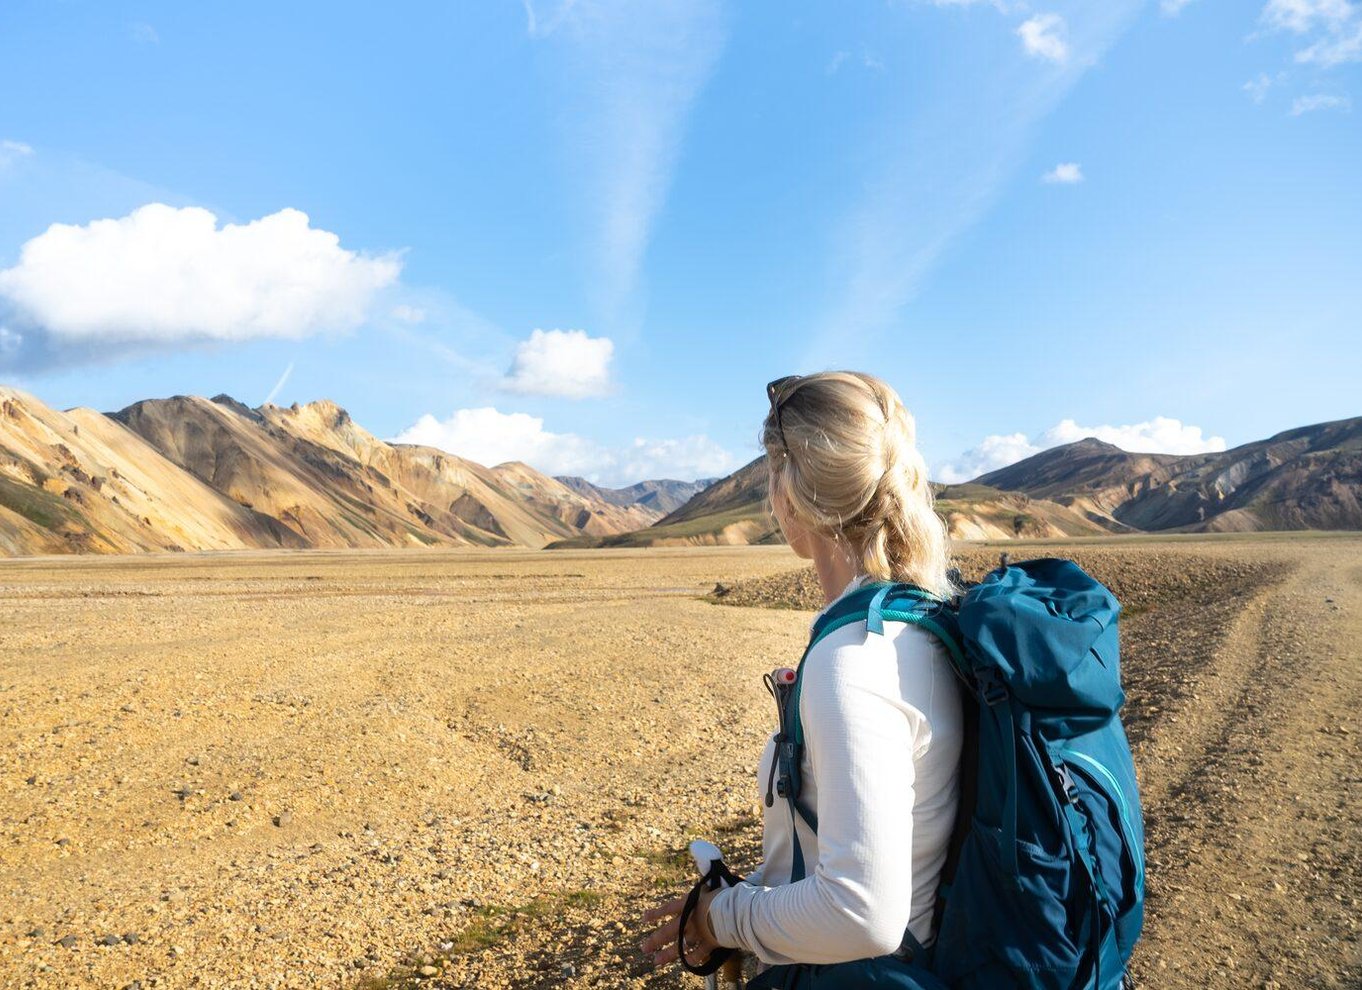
[767,375,803,453]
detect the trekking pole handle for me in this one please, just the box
[689,840,728,886]
[689,841,742,989]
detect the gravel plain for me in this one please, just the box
[1,535,1358,989]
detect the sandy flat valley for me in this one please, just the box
[2,535,1359,989]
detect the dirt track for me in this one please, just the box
[1,535,1358,989]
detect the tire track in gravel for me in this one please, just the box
[1128,542,1362,990]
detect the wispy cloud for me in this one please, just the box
[1257,0,1362,67]
[1160,0,1196,16]
[524,0,727,327]
[1243,71,1281,102]
[0,139,34,170]
[264,361,294,405]
[1042,161,1084,183]
[1017,14,1070,62]
[826,48,885,74]
[804,3,1141,366]
[1291,92,1353,113]
[921,0,1017,10]
[129,22,159,45]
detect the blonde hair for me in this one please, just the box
[761,371,956,600]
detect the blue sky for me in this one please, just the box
[1,0,1359,487]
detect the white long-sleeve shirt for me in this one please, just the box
[707,574,964,966]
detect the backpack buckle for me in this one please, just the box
[978,669,1008,706]
[1054,762,1078,803]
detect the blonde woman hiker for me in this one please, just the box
[640,371,1147,989]
[640,371,964,988]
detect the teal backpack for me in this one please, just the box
[761,557,1145,990]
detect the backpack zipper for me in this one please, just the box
[1062,748,1145,896]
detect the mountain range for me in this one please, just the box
[547,414,1362,548]
[1,383,1356,557]
[0,386,671,556]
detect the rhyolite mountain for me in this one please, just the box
[555,475,718,515]
[973,417,1362,533]
[0,386,685,556]
[550,415,1362,548]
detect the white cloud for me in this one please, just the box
[935,416,1228,484]
[389,406,734,485]
[1296,22,1362,63]
[1291,92,1353,112]
[1243,72,1279,102]
[826,48,884,74]
[0,326,22,356]
[1258,0,1362,67]
[922,0,1017,9]
[502,328,614,399]
[1042,162,1084,183]
[391,304,426,323]
[0,140,34,169]
[524,0,726,323]
[0,204,400,356]
[1161,0,1196,14]
[936,432,1042,484]
[1017,14,1069,62]
[130,22,159,44]
[1261,0,1354,35]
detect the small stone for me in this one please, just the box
[122,932,139,944]
[57,934,78,948]
[100,933,123,946]
[186,755,201,766]
[562,962,577,978]
[417,965,440,978]
[120,703,136,713]
[55,837,70,847]
[121,982,143,990]
[170,944,184,957]
[229,791,243,801]
[25,927,44,938]
[273,810,293,827]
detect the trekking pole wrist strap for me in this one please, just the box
[677,860,743,976]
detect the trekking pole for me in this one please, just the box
[688,840,744,989]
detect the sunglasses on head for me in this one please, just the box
[767,375,803,453]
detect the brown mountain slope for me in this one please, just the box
[974,417,1362,532]
[111,395,474,550]
[490,462,663,537]
[930,483,1126,540]
[255,399,590,548]
[0,386,674,557]
[0,386,303,555]
[548,456,1116,549]
[555,475,717,514]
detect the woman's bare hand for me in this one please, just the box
[639,886,721,967]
